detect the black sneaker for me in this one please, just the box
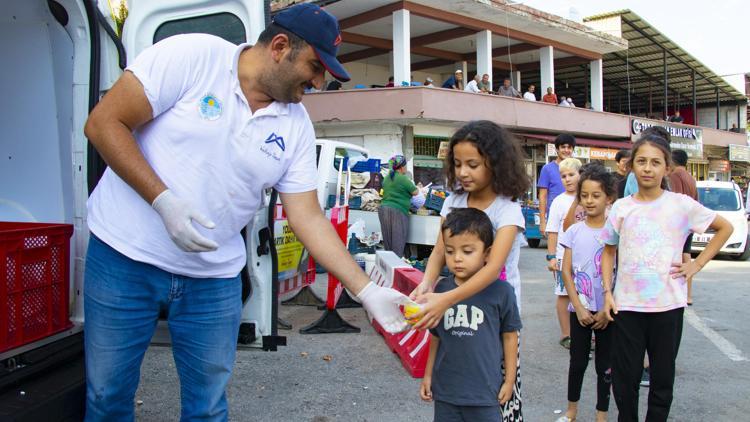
[640,367,650,388]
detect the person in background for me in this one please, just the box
[668,110,684,123]
[378,155,418,258]
[465,74,481,93]
[539,134,576,236]
[546,158,583,349]
[567,97,576,107]
[325,80,342,91]
[419,208,521,422]
[497,77,522,98]
[614,149,631,198]
[479,73,492,93]
[442,69,464,90]
[523,84,537,101]
[424,77,435,87]
[669,149,698,305]
[559,96,570,107]
[385,76,395,87]
[543,87,558,104]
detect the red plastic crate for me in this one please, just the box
[0,222,74,353]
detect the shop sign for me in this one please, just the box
[274,214,305,280]
[589,148,618,160]
[437,141,450,159]
[729,144,750,163]
[547,144,590,159]
[631,119,703,158]
[709,159,730,172]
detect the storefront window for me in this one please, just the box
[413,136,448,186]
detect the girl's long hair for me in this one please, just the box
[444,120,530,199]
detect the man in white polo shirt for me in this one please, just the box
[83,4,409,421]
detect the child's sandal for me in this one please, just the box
[555,416,575,422]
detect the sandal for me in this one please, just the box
[555,416,576,422]
[559,336,571,349]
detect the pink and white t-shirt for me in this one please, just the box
[601,191,716,312]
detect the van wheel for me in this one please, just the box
[733,236,750,261]
[527,238,541,248]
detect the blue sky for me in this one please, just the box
[518,0,749,90]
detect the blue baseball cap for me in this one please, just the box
[273,3,351,82]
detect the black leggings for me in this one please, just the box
[567,312,613,412]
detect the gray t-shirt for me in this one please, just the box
[430,276,522,406]
[498,85,521,97]
[440,192,526,309]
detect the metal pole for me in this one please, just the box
[692,69,696,125]
[737,101,742,130]
[663,49,668,120]
[715,87,720,129]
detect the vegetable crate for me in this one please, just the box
[424,189,448,212]
[0,222,74,352]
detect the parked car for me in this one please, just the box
[692,181,750,260]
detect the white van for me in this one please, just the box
[692,181,750,260]
[0,1,321,419]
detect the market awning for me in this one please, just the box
[519,10,746,115]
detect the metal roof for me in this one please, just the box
[521,10,745,113]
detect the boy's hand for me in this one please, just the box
[591,310,610,330]
[546,258,557,272]
[498,381,514,405]
[574,306,594,327]
[420,377,433,402]
[411,292,451,330]
[602,292,617,322]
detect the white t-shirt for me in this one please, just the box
[87,34,318,278]
[440,192,526,309]
[464,80,480,93]
[523,91,536,101]
[546,192,580,264]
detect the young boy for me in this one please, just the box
[546,157,583,349]
[419,208,522,421]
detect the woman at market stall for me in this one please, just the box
[378,155,419,257]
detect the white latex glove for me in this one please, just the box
[151,190,219,252]
[356,282,410,333]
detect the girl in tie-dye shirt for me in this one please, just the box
[599,134,733,421]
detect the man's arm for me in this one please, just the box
[538,188,548,235]
[281,190,410,333]
[84,71,165,203]
[280,191,369,294]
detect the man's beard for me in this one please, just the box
[259,60,304,104]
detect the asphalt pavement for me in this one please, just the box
[135,244,750,421]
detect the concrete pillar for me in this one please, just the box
[392,9,411,86]
[512,70,521,91]
[539,46,554,96]
[247,0,266,44]
[590,59,603,111]
[476,30,492,88]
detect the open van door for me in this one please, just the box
[115,0,282,350]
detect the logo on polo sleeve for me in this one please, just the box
[198,94,222,120]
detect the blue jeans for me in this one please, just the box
[84,235,242,422]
